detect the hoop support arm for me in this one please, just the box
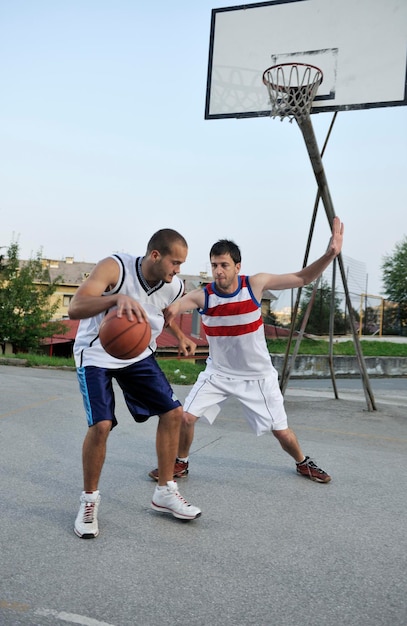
[297,116,376,411]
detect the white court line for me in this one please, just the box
[35,608,116,626]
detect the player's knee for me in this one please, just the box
[272,427,289,443]
[89,420,111,442]
[159,406,183,424]
[183,411,198,426]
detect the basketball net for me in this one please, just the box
[262,63,323,123]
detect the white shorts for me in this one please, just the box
[183,369,288,436]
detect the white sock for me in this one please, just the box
[177,456,189,463]
[156,481,177,491]
[83,490,99,500]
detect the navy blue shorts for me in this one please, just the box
[76,354,181,428]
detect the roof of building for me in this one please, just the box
[42,319,80,345]
[47,261,96,285]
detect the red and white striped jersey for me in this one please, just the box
[200,275,274,379]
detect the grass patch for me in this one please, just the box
[13,353,76,368]
[3,353,207,385]
[1,337,405,383]
[158,358,206,385]
[356,341,407,357]
[266,338,407,357]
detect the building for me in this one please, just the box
[40,257,96,320]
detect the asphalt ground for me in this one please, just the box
[0,365,406,626]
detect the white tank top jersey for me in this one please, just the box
[200,275,274,380]
[73,254,184,369]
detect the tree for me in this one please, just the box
[381,236,407,335]
[296,279,348,335]
[382,301,401,336]
[0,240,67,353]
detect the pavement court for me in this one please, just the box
[0,364,406,626]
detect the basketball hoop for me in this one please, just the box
[262,63,323,123]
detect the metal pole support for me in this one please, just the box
[297,115,376,411]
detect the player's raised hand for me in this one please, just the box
[328,216,344,257]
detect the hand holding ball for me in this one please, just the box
[99,309,151,359]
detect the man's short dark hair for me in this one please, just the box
[210,239,241,265]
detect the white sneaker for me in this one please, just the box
[151,481,201,520]
[74,491,101,538]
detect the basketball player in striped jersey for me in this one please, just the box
[149,216,344,486]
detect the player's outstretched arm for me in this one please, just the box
[295,215,344,285]
[164,288,205,326]
[250,216,344,295]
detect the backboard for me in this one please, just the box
[205,0,407,119]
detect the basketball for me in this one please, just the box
[99,309,151,359]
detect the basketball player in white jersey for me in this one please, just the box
[149,217,344,487]
[69,228,201,538]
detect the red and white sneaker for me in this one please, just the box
[296,457,331,483]
[148,459,189,481]
[74,491,101,538]
[151,481,201,520]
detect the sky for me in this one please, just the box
[1,0,406,310]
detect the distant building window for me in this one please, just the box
[63,295,73,307]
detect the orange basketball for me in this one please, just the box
[99,309,151,359]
